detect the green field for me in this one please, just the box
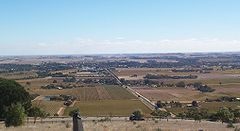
[104,86,136,100]
[64,100,152,116]
[32,100,63,115]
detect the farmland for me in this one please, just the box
[133,87,204,102]
[18,77,148,116]
[32,100,64,115]
[2,53,240,130]
[64,100,152,116]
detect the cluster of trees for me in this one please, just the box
[191,82,215,92]
[206,96,240,102]
[156,101,182,108]
[0,78,47,127]
[79,78,118,85]
[129,109,145,121]
[120,79,161,87]
[177,107,240,124]
[151,109,171,120]
[0,64,33,72]
[144,74,198,80]
[63,77,77,82]
[175,81,186,87]
[121,78,184,88]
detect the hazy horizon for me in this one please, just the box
[1,0,240,55]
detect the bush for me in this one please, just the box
[176,81,185,87]
[130,109,144,121]
[151,109,170,119]
[68,108,80,117]
[66,123,71,128]
[5,103,26,127]
[0,78,31,119]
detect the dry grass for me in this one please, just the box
[0,71,37,80]
[1,120,238,131]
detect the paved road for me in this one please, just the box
[105,68,156,110]
[105,68,177,117]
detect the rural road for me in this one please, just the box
[105,68,157,110]
[105,68,176,117]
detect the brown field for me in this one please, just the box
[133,87,205,102]
[133,86,240,102]
[210,86,240,97]
[114,68,240,82]
[0,71,37,80]
[17,77,61,91]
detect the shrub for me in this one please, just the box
[5,103,26,127]
[68,108,80,117]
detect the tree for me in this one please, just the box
[0,78,31,119]
[216,108,234,124]
[233,108,240,118]
[69,108,80,117]
[219,82,222,86]
[53,80,58,83]
[177,113,186,120]
[130,109,144,121]
[151,109,171,120]
[26,82,31,86]
[176,81,185,87]
[5,103,26,127]
[156,101,166,108]
[185,108,209,122]
[192,101,199,107]
[28,107,48,124]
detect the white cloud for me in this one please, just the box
[1,38,240,55]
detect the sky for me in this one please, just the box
[1,0,240,55]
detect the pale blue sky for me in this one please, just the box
[1,0,240,55]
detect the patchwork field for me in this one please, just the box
[133,86,240,102]
[114,68,240,83]
[25,78,149,116]
[133,87,207,102]
[64,100,152,116]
